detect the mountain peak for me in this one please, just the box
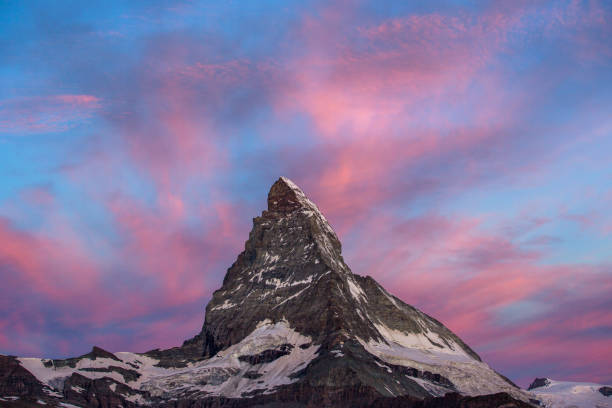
[267,176,310,212]
[6,175,534,407]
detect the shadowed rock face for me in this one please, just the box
[0,355,45,397]
[0,177,534,407]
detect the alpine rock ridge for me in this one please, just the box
[2,177,601,407]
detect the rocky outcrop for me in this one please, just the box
[44,346,123,369]
[238,344,294,364]
[599,386,612,396]
[527,378,550,390]
[79,365,141,382]
[0,355,45,397]
[63,372,149,408]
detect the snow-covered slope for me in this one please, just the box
[529,378,611,408]
[16,320,318,403]
[359,320,526,400]
[141,319,319,399]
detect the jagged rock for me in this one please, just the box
[0,355,45,397]
[63,372,148,408]
[527,378,550,390]
[599,385,612,396]
[144,333,207,368]
[79,365,141,382]
[238,344,294,364]
[47,345,122,369]
[243,371,263,379]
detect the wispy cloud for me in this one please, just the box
[0,95,101,134]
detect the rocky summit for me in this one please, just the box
[1,177,550,407]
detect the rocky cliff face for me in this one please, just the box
[0,177,541,407]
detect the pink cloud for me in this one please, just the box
[0,186,249,355]
[19,187,55,207]
[106,193,247,310]
[0,218,101,301]
[0,94,101,134]
[271,8,522,139]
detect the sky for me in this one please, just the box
[0,0,610,388]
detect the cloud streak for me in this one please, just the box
[0,95,101,134]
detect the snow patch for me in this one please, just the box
[211,299,237,310]
[265,275,313,290]
[71,385,85,393]
[406,376,449,397]
[347,277,366,303]
[529,379,611,408]
[272,286,309,309]
[140,320,319,399]
[374,360,392,373]
[383,385,395,396]
[43,388,63,398]
[377,284,401,309]
[372,322,469,360]
[19,351,167,396]
[359,325,530,402]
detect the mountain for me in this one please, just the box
[2,177,602,407]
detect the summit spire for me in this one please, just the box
[267,177,311,212]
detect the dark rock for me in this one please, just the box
[87,346,123,362]
[370,392,534,407]
[527,378,550,390]
[239,344,294,364]
[243,371,263,379]
[0,355,45,397]
[63,372,149,408]
[599,386,612,396]
[152,385,530,408]
[79,365,141,382]
[49,345,122,369]
[144,332,208,368]
[268,177,309,213]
